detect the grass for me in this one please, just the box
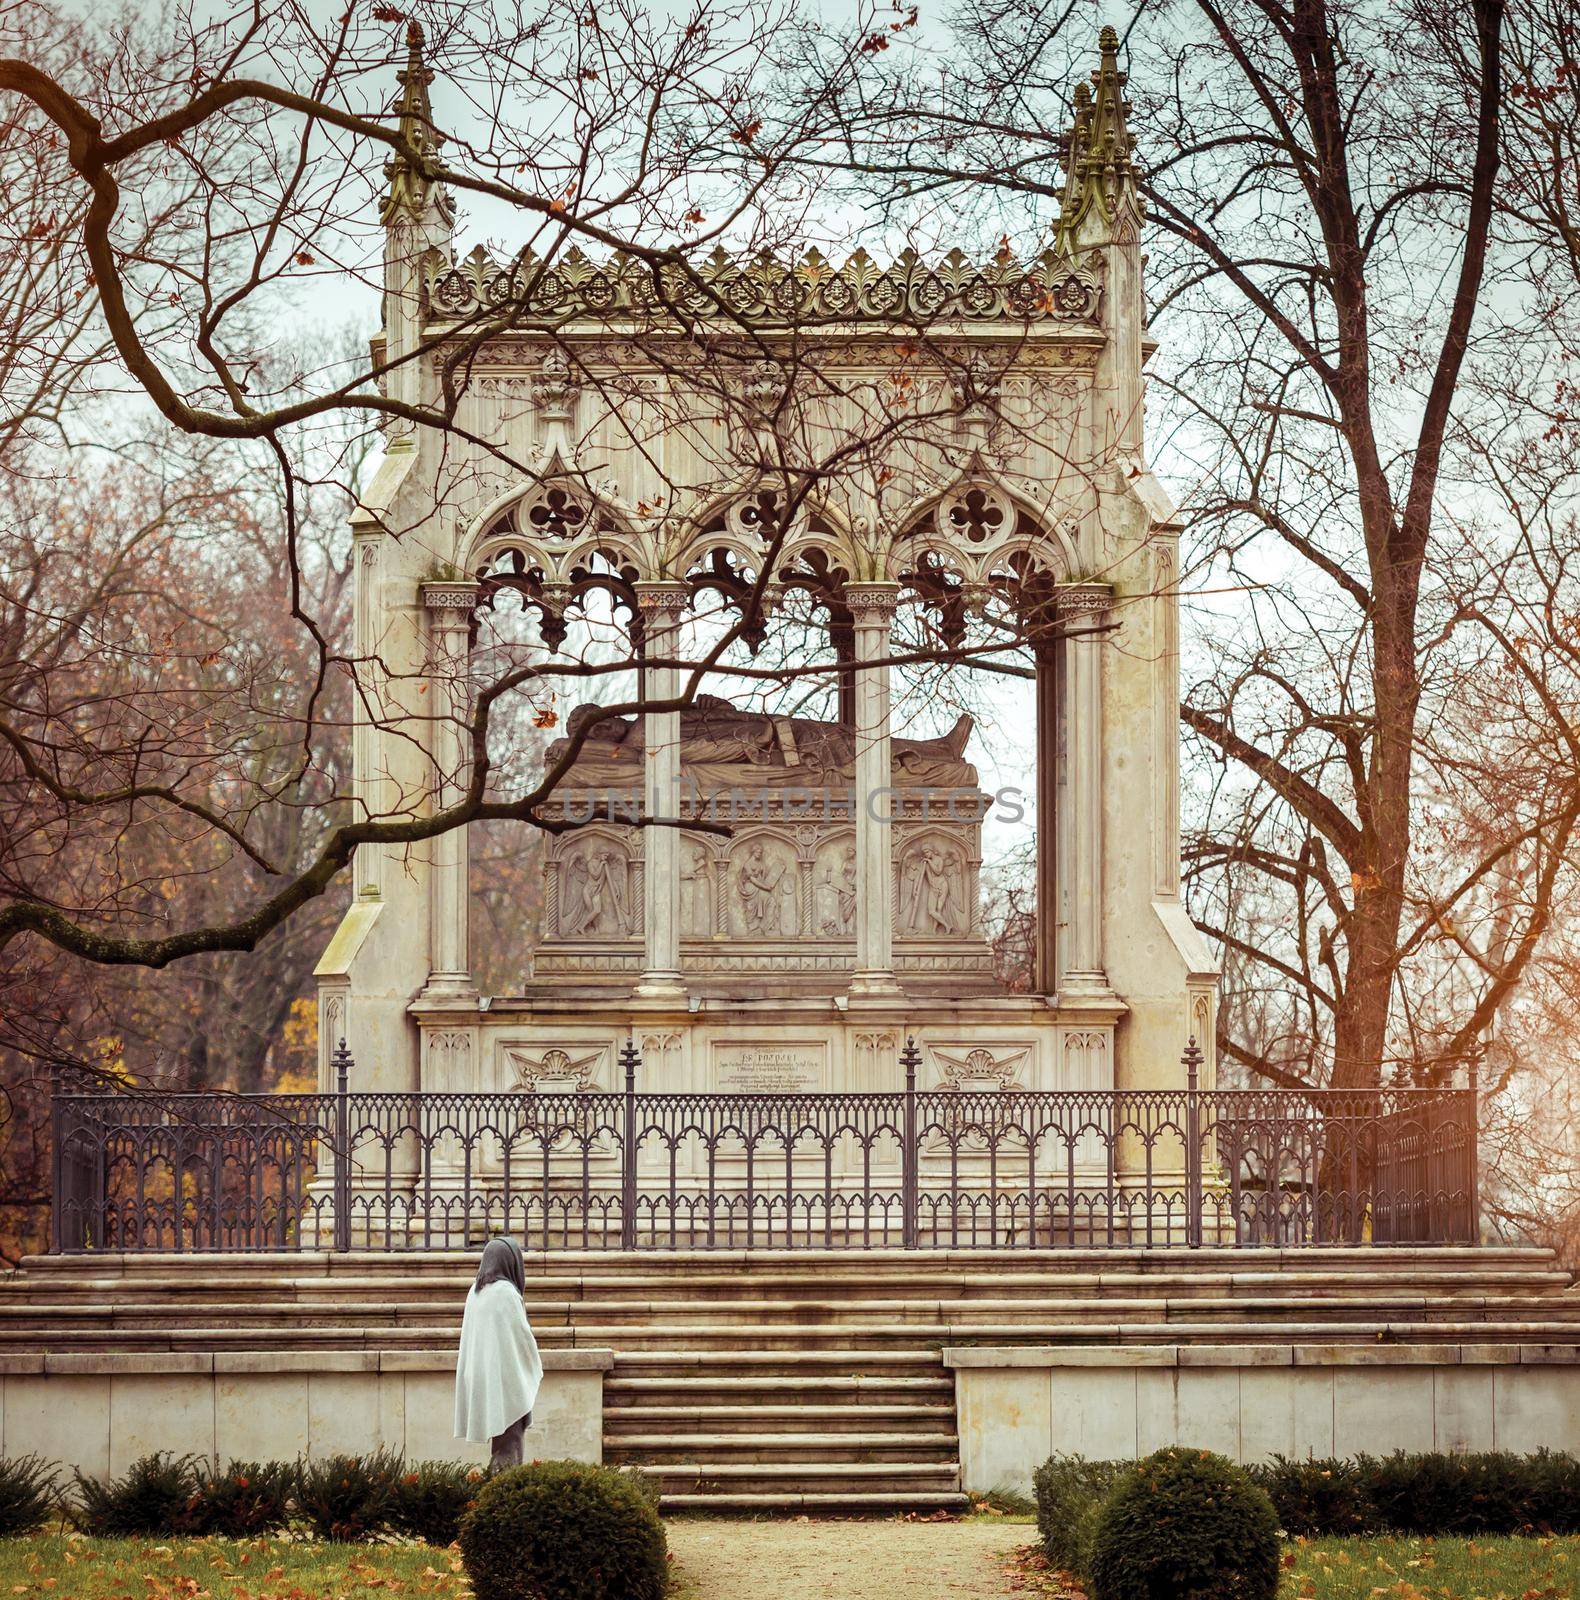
[1285,1535,1578,1599]
[0,1531,468,1598]
[1006,1534,1580,1599]
[3,1527,1575,1599]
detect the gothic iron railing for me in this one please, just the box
[49,1039,1480,1254]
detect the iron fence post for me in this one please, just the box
[901,1036,919,1249]
[620,1038,639,1250]
[333,1039,351,1253]
[49,1064,64,1254]
[1184,1036,1203,1248]
[1466,1056,1481,1245]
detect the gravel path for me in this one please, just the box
[666,1518,1030,1599]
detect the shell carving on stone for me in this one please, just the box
[505,1044,603,1091]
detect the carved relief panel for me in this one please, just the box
[551,829,638,939]
[680,838,715,937]
[895,829,973,937]
[812,832,857,937]
[727,832,800,937]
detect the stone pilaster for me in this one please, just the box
[634,583,690,1000]
[420,581,479,999]
[1060,583,1112,992]
[847,583,902,997]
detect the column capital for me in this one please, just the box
[1056,582,1113,621]
[844,582,900,624]
[633,581,692,617]
[420,579,481,616]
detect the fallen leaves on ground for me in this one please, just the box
[0,1535,471,1599]
[1001,1544,1085,1597]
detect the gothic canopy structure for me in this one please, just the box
[314,26,1218,1118]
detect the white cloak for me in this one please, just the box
[453,1279,544,1443]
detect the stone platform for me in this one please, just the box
[2,1247,1576,1510]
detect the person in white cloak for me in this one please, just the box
[454,1236,543,1470]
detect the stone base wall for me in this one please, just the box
[0,1350,613,1478]
[945,1344,1580,1494]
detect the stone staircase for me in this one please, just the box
[3,1247,1576,1511]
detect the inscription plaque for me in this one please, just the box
[714,1043,824,1094]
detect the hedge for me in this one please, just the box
[1034,1447,1580,1579]
[0,1449,648,1545]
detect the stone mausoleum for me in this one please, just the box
[312,24,1220,1119]
[7,31,1574,1512]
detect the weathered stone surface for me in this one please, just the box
[216,1371,310,1464]
[1432,1366,1495,1452]
[956,1370,1050,1493]
[1048,1369,1137,1461]
[3,1376,110,1477]
[110,1376,217,1474]
[1496,1367,1580,1453]
[1334,1368,1435,1456]
[1136,1366,1239,1459]
[306,1372,405,1457]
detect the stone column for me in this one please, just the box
[634,583,689,1000]
[847,584,902,996]
[420,581,480,998]
[1061,584,1112,990]
[1034,639,1063,995]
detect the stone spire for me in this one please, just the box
[379,21,454,231]
[1056,26,1142,251]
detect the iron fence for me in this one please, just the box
[49,1039,1479,1253]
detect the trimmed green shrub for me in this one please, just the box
[1032,1454,1124,1576]
[0,1455,59,1538]
[71,1453,200,1537]
[1088,1447,1280,1600]
[1361,1450,1547,1536]
[294,1449,401,1542]
[1523,1448,1580,1535]
[615,1466,662,1513]
[187,1460,295,1537]
[389,1461,486,1546]
[1248,1455,1375,1536]
[458,1459,668,1600]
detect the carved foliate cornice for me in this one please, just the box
[421,581,481,613]
[1056,582,1113,619]
[634,582,692,616]
[844,582,900,623]
[424,243,1103,330]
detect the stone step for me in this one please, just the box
[604,1433,959,1464]
[609,1349,950,1371]
[658,1491,972,1512]
[9,1267,1567,1300]
[605,1376,954,1403]
[631,1460,961,1487]
[17,1246,1559,1276]
[606,1404,957,1431]
[8,1315,1580,1355]
[6,1292,1573,1326]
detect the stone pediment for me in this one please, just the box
[547,696,979,789]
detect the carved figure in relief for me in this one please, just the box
[904,846,961,935]
[681,842,712,936]
[817,846,857,934]
[561,848,629,936]
[737,842,789,934]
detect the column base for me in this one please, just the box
[848,969,905,999]
[1059,970,1116,998]
[632,971,688,1001]
[416,976,480,1006]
